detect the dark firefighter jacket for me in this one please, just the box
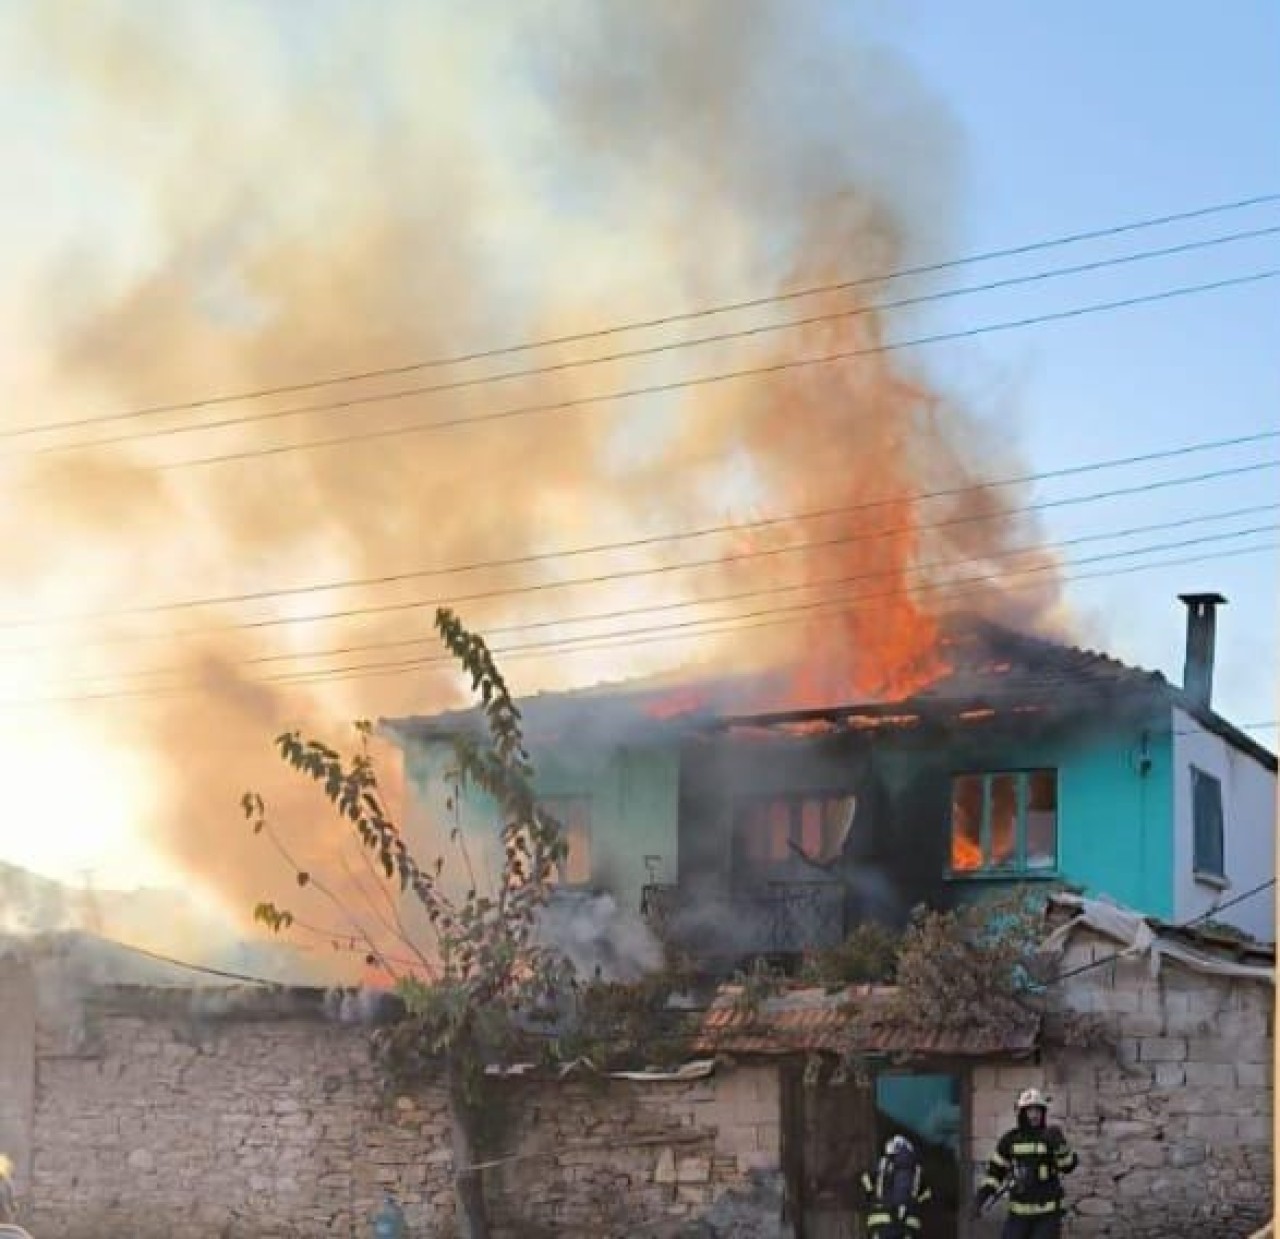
[861,1155,932,1233]
[981,1123,1078,1217]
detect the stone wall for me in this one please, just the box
[0,954,35,1185]
[969,928,1273,1239]
[22,981,782,1238]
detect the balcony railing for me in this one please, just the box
[641,879,845,958]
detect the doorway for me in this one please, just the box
[782,1064,963,1239]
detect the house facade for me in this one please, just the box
[383,595,1277,955]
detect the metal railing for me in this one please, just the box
[642,880,845,956]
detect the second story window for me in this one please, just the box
[539,795,593,886]
[733,792,855,876]
[950,769,1058,876]
[1191,766,1225,882]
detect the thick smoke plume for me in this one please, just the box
[0,2,1064,970]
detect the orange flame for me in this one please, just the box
[645,686,710,720]
[730,272,952,710]
[950,831,983,872]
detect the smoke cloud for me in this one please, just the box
[0,1,1065,969]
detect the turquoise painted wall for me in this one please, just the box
[399,735,679,916]
[948,717,1175,920]
[399,709,1178,929]
[533,741,680,911]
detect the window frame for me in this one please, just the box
[947,768,1060,879]
[538,794,594,887]
[1189,765,1227,886]
[731,789,856,878]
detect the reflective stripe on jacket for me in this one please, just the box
[861,1157,932,1232]
[981,1124,1077,1212]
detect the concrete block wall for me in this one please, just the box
[969,931,1273,1239]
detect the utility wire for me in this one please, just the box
[246,524,1280,683]
[12,191,1278,440]
[2,433,1276,634]
[10,221,1279,453]
[6,268,1275,475]
[6,536,1274,707]
[87,934,286,988]
[83,873,1280,998]
[81,865,1278,997]
[54,500,1280,686]
[1046,877,1277,989]
[251,539,1277,688]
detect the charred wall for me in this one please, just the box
[672,696,1172,959]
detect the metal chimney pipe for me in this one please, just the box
[1178,592,1227,709]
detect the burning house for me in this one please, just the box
[383,592,1277,966]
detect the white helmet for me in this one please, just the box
[1017,1088,1048,1112]
[885,1135,915,1158]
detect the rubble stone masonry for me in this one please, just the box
[969,929,1273,1239]
[19,983,782,1238]
[5,923,1271,1238]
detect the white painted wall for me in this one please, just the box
[1171,705,1277,941]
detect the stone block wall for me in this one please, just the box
[969,929,1273,1239]
[23,981,782,1238]
[0,954,35,1186]
[487,1064,781,1236]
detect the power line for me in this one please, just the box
[1172,720,1277,738]
[1046,877,1276,989]
[2,434,1276,635]
[57,500,1280,685]
[89,934,284,987]
[7,535,1274,707]
[7,268,1275,475]
[245,525,1280,683]
[11,221,1279,453]
[14,191,1278,439]
[234,501,1280,666]
[420,540,1277,682]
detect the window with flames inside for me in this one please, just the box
[949,769,1058,876]
[734,792,855,877]
[538,795,593,886]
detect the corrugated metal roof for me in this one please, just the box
[692,984,1039,1060]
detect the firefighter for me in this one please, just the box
[0,1153,17,1226]
[861,1134,932,1237]
[974,1088,1078,1238]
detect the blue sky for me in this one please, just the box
[863,2,1279,741]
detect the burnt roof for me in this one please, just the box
[381,668,785,747]
[382,615,1276,771]
[715,616,1277,770]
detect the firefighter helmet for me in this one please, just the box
[885,1135,915,1158]
[1017,1088,1048,1110]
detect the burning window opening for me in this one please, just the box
[733,792,856,877]
[539,795,593,887]
[948,769,1058,876]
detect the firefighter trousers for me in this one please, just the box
[1000,1214,1062,1239]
